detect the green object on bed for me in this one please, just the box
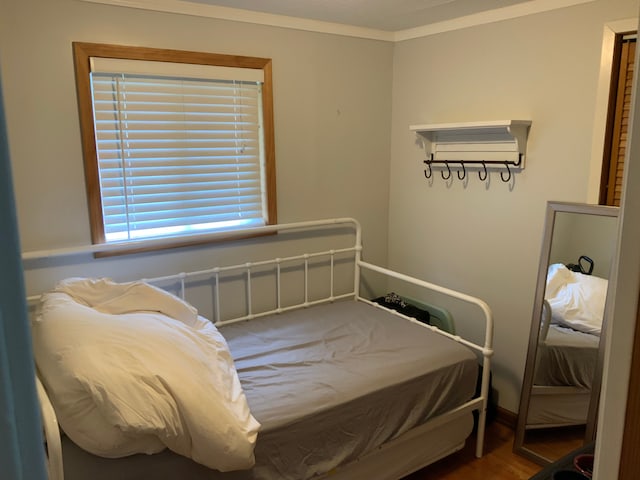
[404,296,456,335]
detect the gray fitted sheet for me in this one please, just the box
[61,300,477,480]
[534,324,600,389]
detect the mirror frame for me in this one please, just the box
[514,201,619,465]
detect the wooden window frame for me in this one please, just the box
[72,42,277,255]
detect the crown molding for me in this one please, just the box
[393,0,597,41]
[78,0,394,41]
[79,0,598,42]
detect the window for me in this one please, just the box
[73,43,276,251]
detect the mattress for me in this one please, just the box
[60,300,478,480]
[534,324,600,389]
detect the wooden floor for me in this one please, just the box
[402,421,545,480]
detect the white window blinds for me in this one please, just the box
[89,58,267,242]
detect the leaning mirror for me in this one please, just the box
[514,201,619,465]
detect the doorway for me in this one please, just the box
[600,33,637,206]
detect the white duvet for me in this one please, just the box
[545,263,608,336]
[31,277,260,472]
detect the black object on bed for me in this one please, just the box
[373,292,431,325]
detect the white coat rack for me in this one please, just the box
[410,120,532,182]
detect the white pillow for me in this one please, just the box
[32,278,260,472]
[545,263,608,335]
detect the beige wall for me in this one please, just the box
[0,0,393,292]
[389,0,639,412]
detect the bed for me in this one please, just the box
[26,218,493,480]
[526,263,605,428]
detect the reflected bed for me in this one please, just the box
[527,264,605,428]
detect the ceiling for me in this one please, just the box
[184,0,537,32]
[82,0,596,40]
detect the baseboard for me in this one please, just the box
[495,406,518,429]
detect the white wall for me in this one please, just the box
[0,0,393,293]
[389,0,639,412]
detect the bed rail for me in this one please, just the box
[25,217,493,476]
[357,260,493,458]
[36,376,63,480]
[140,246,359,326]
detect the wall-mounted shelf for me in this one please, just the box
[410,120,532,182]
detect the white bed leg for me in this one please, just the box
[35,376,64,480]
[475,409,486,458]
[475,356,492,458]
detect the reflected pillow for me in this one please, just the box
[545,263,608,335]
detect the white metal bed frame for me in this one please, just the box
[26,218,494,480]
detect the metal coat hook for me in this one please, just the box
[457,162,466,180]
[423,160,432,179]
[514,153,523,167]
[500,161,512,182]
[479,161,488,181]
[422,155,521,183]
[441,161,452,180]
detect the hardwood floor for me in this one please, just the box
[402,421,544,480]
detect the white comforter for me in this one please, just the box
[31,278,260,472]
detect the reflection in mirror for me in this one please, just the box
[514,202,619,466]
